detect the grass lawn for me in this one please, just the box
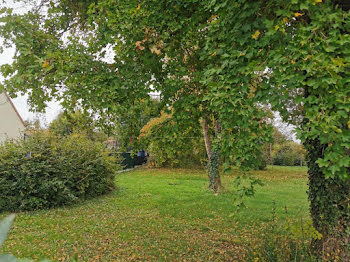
[1,166,309,261]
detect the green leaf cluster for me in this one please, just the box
[0,131,118,212]
[139,112,206,168]
[49,110,97,139]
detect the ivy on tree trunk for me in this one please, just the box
[305,138,350,260]
[208,149,221,192]
[201,118,222,192]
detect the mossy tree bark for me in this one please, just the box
[304,81,349,260]
[207,149,221,192]
[304,138,350,261]
[201,118,222,192]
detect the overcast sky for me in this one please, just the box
[0,0,62,125]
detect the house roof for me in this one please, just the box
[1,92,25,126]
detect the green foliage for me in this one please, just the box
[243,149,268,171]
[49,110,96,139]
[261,128,306,167]
[113,98,160,151]
[247,205,319,262]
[0,0,271,172]
[0,0,349,255]
[139,112,206,168]
[0,131,118,212]
[230,175,264,213]
[0,0,348,177]
[305,138,350,260]
[272,141,306,166]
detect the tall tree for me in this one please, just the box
[0,0,271,192]
[97,97,161,151]
[201,0,349,258]
[49,110,96,138]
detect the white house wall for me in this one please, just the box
[0,93,25,143]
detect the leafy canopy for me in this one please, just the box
[0,0,349,178]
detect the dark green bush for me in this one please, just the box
[255,152,267,170]
[0,132,118,212]
[242,150,267,171]
[272,142,306,167]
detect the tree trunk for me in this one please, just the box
[208,148,221,192]
[270,143,273,165]
[201,118,222,192]
[201,118,212,160]
[304,138,350,261]
[302,78,350,259]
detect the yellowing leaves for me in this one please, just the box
[183,54,189,62]
[283,17,288,24]
[248,86,257,99]
[135,40,145,51]
[150,45,161,55]
[332,57,345,67]
[347,120,350,129]
[150,40,164,56]
[294,12,304,17]
[42,60,50,68]
[139,111,172,139]
[251,30,261,40]
[274,25,280,31]
[136,4,141,10]
[208,15,218,23]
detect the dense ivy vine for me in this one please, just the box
[202,0,349,257]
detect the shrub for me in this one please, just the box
[255,152,268,170]
[242,150,268,171]
[49,110,96,138]
[139,112,206,168]
[0,131,118,212]
[272,142,306,166]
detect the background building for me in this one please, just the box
[0,92,25,143]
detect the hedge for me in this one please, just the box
[0,131,118,212]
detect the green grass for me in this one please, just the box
[1,166,309,261]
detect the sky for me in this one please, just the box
[0,0,62,125]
